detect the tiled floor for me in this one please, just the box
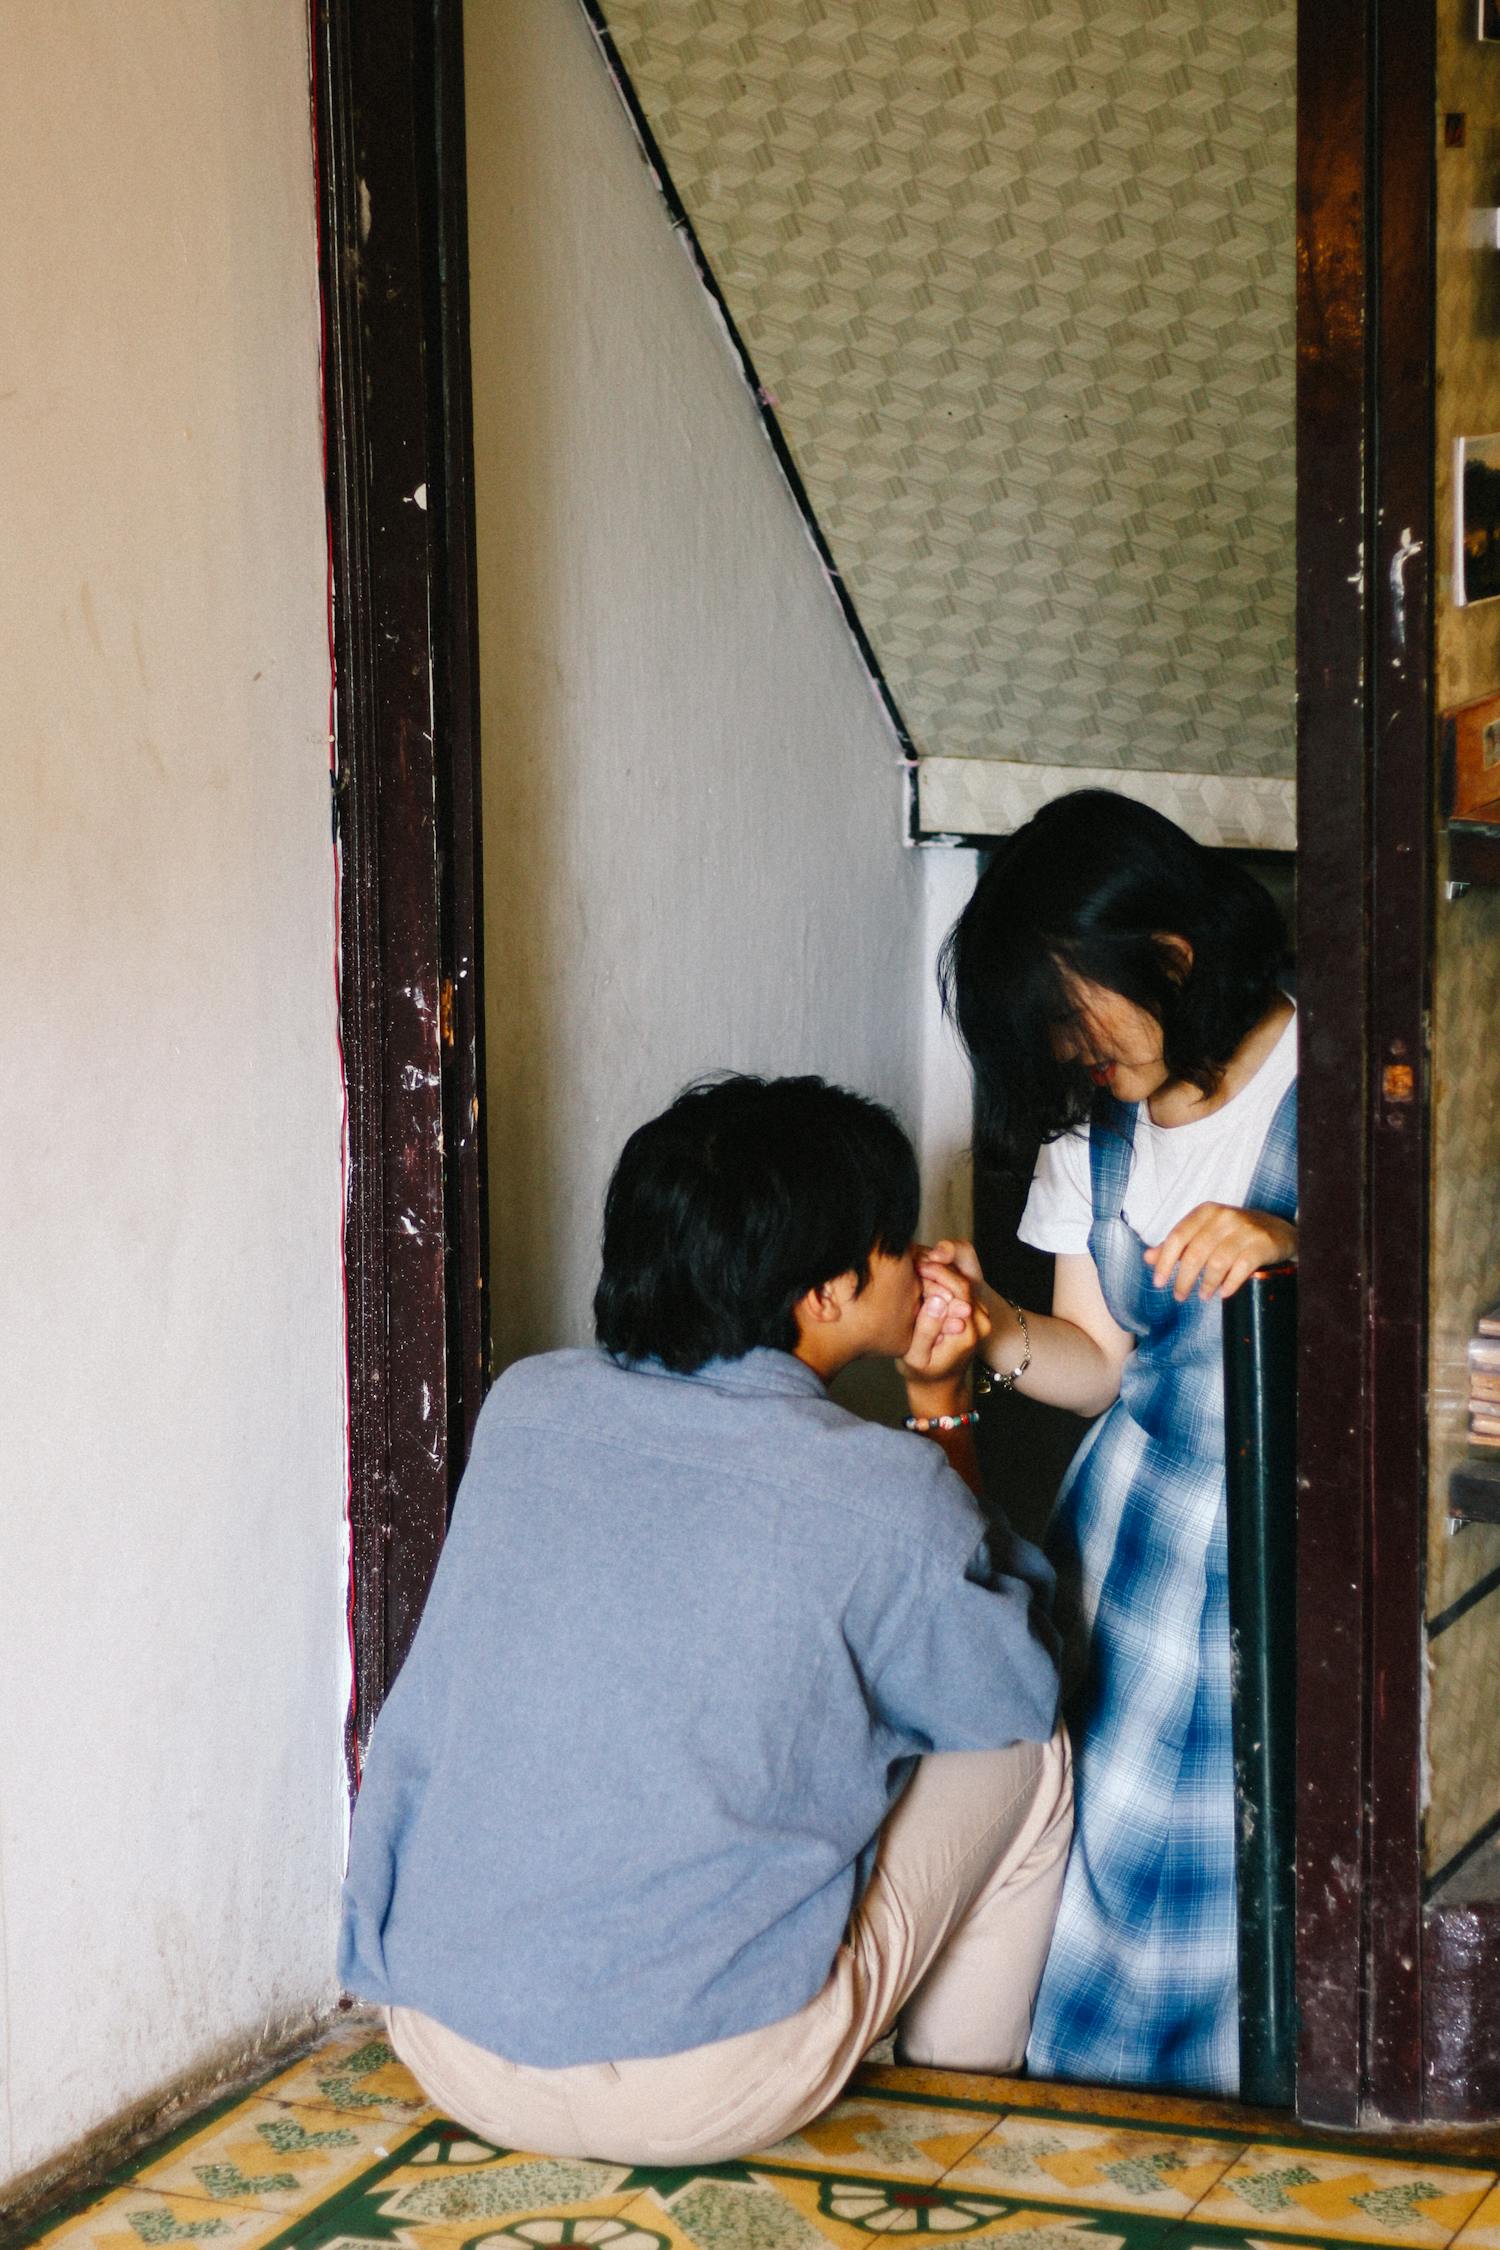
[14,2019,1500,2250]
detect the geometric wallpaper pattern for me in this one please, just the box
[594,0,1296,788]
[917,756,1295,850]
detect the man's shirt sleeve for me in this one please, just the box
[859,1468,1061,1756]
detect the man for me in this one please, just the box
[340,1074,1071,2162]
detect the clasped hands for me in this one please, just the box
[896,1246,988,1399]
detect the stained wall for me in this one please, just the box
[465,0,935,1386]
[0,0,346,2192]
[1426,11,1500,1881]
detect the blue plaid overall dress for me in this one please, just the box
[1025,1079,1298,2095]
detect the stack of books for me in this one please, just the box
[1470,1303,1500,1451]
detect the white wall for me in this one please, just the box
[0,1,346,2193]
[465,0,941,1377]
[918,849,982,1248]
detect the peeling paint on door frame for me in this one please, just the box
[313,0,490,1769]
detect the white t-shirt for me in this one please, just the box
[1018,1007,1298,1258]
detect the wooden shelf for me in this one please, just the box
[1451,1454,1500,1524]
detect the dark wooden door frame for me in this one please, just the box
[313,0,489,1768]
[1294,0,1434,2127]
[315,0,1446,2126]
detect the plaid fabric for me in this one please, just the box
[1026,1082,1298,2095]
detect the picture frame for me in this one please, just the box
[1481,0,1500,40]
[1454,434,1500,606]
[1442,691,1500,822]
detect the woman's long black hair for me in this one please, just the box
[939,790,1288,1173]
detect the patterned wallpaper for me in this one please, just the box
[917,757,1295,849]
[1426,14,1500,1880]
[593,0,1295,803]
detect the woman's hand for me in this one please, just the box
[912,1241,982,1334]
[920,1239,1031,1370]
[897,1259,991,1412]
[918,1239,1000,1323]
[1145,1206,1297,1302]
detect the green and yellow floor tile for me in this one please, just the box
[12,2020,1500,2250]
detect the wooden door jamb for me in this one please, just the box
[1294,0,1434,2127]
[313,0,489,1769]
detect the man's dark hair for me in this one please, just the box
[593,1074,920,1373]
[939,789,1288,1173]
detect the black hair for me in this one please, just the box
[938,789,1288,1172]
[593,1074,920,1373]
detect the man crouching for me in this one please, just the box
[339,1073,1071,2163]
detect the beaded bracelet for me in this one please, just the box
[903,1408,981,1434]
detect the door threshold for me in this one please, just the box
[854,2057,1500,2154]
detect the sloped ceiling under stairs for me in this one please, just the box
[590,0,1296,847]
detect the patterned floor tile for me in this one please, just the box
[1442,2181,1500,2250]
[943,2118,1245,2215]
[1191,2146,1497,2246]
[343,2125,644,2235]
[254,2023,434,2125]
[122,2100,409,2215]
[240,2123,649,2250]
[28,2187,286,2250]
[359,2183,648,2244]
[1169,2234,1346,2250]
[633,2169,1168,2250]
[421,2218,676,2250]
[20,2024,1500,2250]
[746,2099,1000,2182]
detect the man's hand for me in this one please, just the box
[1144,1206,1297,1303]
[897,1260,991,1411]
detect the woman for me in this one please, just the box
[933,789,1296,2094]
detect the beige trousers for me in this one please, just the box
[387,1724,1072,2166]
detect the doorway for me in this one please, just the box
[315,0,1468,2127]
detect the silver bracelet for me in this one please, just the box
[977,1298,1031,1393]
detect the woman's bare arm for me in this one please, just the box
[923,1243,1133,1420]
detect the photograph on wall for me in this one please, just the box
[1482,0,1500,40]
[1443,691,1500,820]
[1455,435,1500,605]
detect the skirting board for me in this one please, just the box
[917,759,1298,854]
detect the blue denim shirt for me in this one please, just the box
[338,1346,1058,2067]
